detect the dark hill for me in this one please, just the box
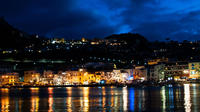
[105,33,148,43]
[0,17,30,49]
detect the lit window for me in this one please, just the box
[191,71,195,75]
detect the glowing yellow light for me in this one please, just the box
[66,87,72,96]
[102,87,106,111]
[183,70,189,74]
[83,87,89,111]
[30,88,39,91]
[66,87,72,112]
[48,87,53,94]
[79,69,83,72]
[110,87,114,107]
[1,88,9,93]
[31,88,39,112]
[1,95,9,112]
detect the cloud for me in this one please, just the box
[1,0,200,40]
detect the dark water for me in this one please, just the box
[0,84,199,112]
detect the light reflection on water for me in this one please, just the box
[184,84,191,112]
[0,84,198,112]
[161,86,166,112]
[1,88,9,112]
[66,87,72,112]
[48,87,54,112]
[82,87,89,112]
[30,88,39,112]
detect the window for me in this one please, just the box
[191,71,195,75]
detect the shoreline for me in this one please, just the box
[1,82,198,88]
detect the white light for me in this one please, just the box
[62,72,66,75]
[83,81,88,85]
[183,70,189,74]
[51,40,56,44]
[79,69,83,72]
[141,77,145,81]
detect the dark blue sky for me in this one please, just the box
[1,0,200,41]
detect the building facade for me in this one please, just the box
[24,71,40,84]
[189,62,200,79]
[0,73,19,85]
[164,62,189,81]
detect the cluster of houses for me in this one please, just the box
[0,69,133,86]
[0,60,200,86]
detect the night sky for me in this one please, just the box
[1,0,200,41]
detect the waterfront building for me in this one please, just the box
[63,69,107,85]
[112,70,122,82]
[148,63,165,82]
[164,62,189,81]
[133,66,147,81]
[53,74,64,85]
[0,72,19,85]
[83,72,96,84]
[120,69,134,83]
[42,70,54,85]
[95,71,104,83]
[188,62,200,79]
[24,71,40,84]
[64,70,85,85]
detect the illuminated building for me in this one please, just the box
[148,63,165,81]
[133,66,147,81]
[83,72,96,84]
[43,70,54,85]
[24,71,40,84]
[111,70,122,82]
[53,74,64,85]
[64,70,85,85]
[104,69,133,83]
[121,69,133,83]
[0,72,19,85]
[165,62,189,81]
[188,62,200,79]
[62,69,107,85]
[95,72,105,83]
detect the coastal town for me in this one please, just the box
[1,17,200,87]
[2,1,200,111]
[0,59,200,87]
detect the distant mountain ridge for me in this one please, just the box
[0,18,149,50]
[0,17,30,49]
[105,33,147,41]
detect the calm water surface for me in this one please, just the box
[0,84,199,112]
